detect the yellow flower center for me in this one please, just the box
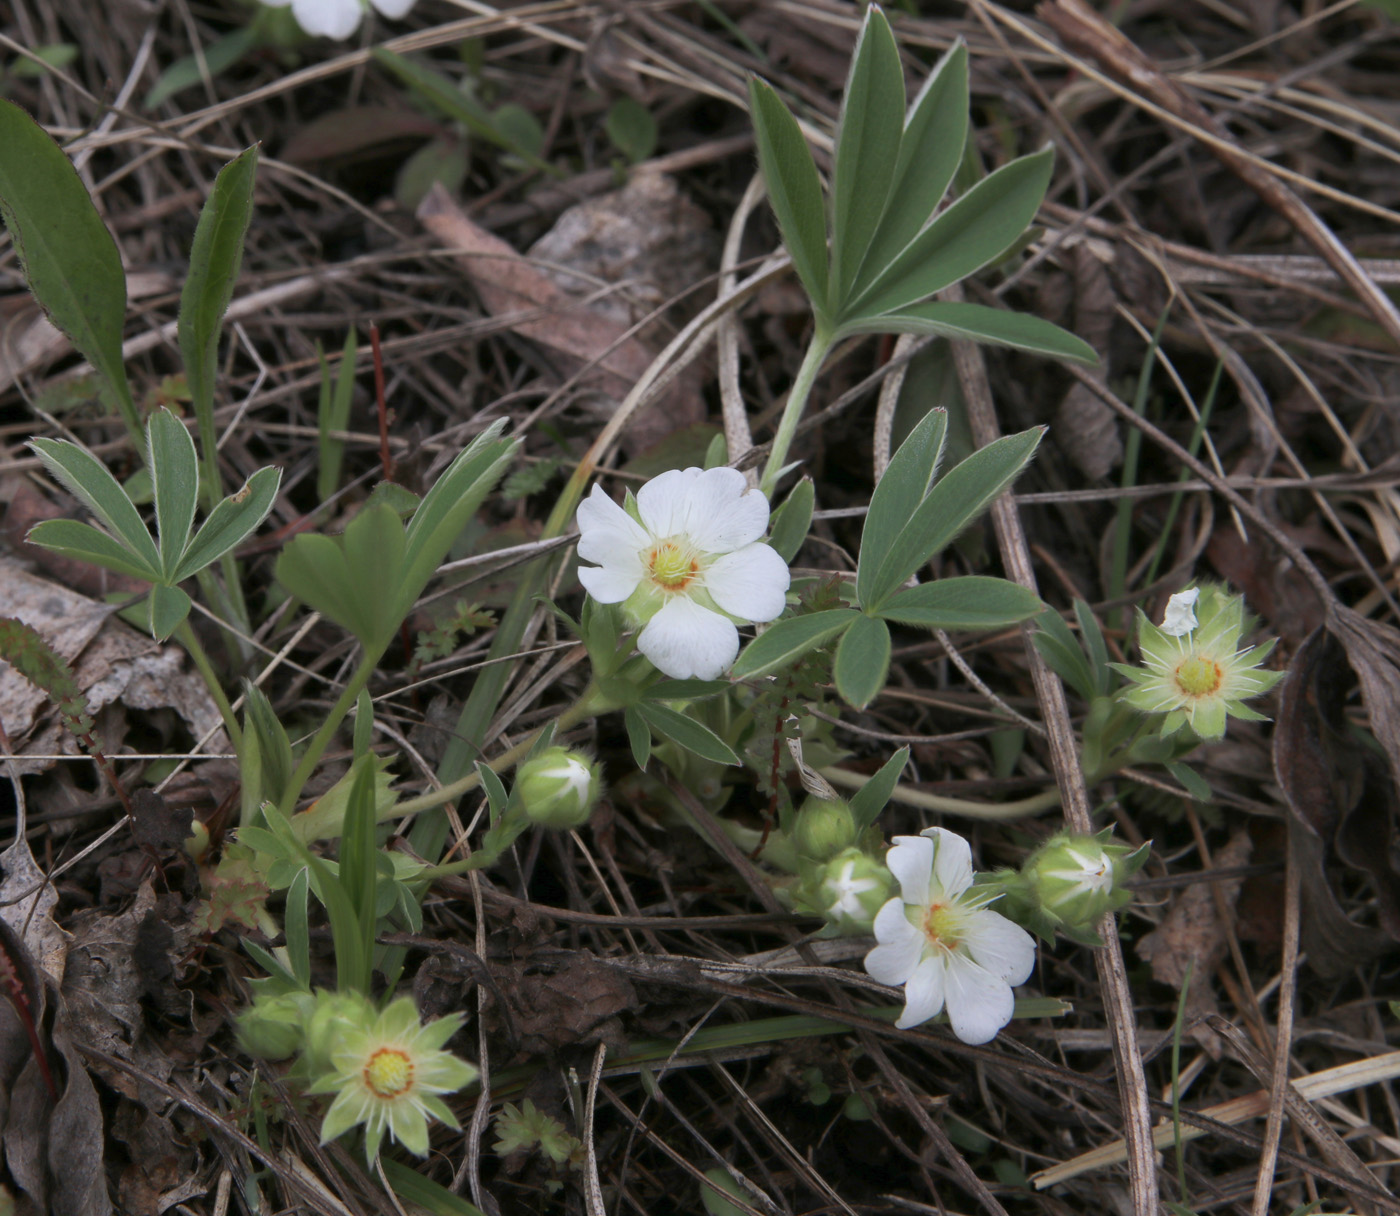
[1173,655,1223,698]
[364,1047,415,1099]
[922,902,963,950]
[646,538,700,591]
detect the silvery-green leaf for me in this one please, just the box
[29,437,160,572]
[834,614,890,709]
[839,299,1098,366]
[147,582,192,641]
[875,577,1042,630]
[175,465,280,581]
[25,518,158,582]
[731,609,859,680]
[147,407,200,577]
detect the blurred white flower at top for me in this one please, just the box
[575,467,790,680]
[865,827,1036,1044]
[263,0,416,40]
[1160,587,1200,637]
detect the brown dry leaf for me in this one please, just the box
[0,835,67,987]
[416,183,706,451]
[1053,242,1121,480]
[493,953,638,1058]
[1137,830,1251,1057]
[1275,624,1400,976]
[0,919,111,1216]
[279,104,441,167]
[0,557,227,775]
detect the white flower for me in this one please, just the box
[1160,588,1200,637]
[865,827,1035,1044]
[575,467,790,680]
[823,854,884,922]
[262,0,416,39]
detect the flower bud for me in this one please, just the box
[237,990,315,1060]
[516,748,601,831]
[303,990,372,1077]
[1024,832,1148,931]
[793,797,856,861]
[816,848,892,935]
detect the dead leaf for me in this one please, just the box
[129,789,193,854]
[1274,624,1400,976]
[1137,830,1251,1058]
[491,953,637,1058]
[416,183,706,451]
[1053,242,1121,479]
[279,104,441,166]
[0,557,228,775]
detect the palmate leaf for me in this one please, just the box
[855,41,969,293]
[731,609,859,680]
[833,613,890,709]
[875,577,1042,630]
[634,702,740,767]
[23,519,157,582]
[0,100,139,437]
[147,407,200,577]
[865,427,1044,610]
[829,6,905,303]
[855,407,947,610]
[839,300,1098,365]
[173,466,281,581]
[29,437,161,571]
[840,146,1054,322]
[747,76,830,319]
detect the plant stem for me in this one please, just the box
[176,621,242,750]
[277,650,382,817]
[819,765,1064,820]
[758,326,832,500]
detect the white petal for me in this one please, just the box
[943,953,1015,1045]
[637,597,738,680]
[885,835,933,907]
[371,0,416,15]
[865,899,924,985]
[576,554,641,601]
[577,485,650,554]
[635,468,695,538]
[1161,588,1200,636]
[923,826,974,899]
[293,0,364,37]
[705,543,790,622]
[261,0,293,7]
[895,955,947,1029]
[963,909,1036,985]
[678,468,768,553]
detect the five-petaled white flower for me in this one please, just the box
[865,827,1036,1044]
[311,996,476,1164]
[262,0,415,40]
[575,467,790,680]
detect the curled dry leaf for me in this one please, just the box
[1273,625,1396,978]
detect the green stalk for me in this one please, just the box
[758,325,833,500]
[276,649,382,817]
[175,621,241,749]
[819,765,1063,820]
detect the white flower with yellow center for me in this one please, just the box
[865,828,1036,1044]
[311,996,476,1164]
[261,0,416,40]
[575,467,790,680]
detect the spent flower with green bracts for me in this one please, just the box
[1114,586,1282,740]
[309,993,476,1164]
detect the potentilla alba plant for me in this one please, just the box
[865,827,1035,1044]
[1114,585,1282,740]
[262,0,415,39]
[575,467,790,680]
[309,994,476,1164]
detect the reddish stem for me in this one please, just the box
[0,941,58,1104]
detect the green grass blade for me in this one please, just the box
[830,5,904,304]
[833,613,890,709]
[316,329,357,503]
[748,76,830,317]
[179,144,258,504]
[856,406,947,610]
[842,146,1054,321]
[0,99,138,438]
[856,41,969,294]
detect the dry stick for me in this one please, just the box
[1037,0,1400,353]
[944,285,1158,1215]
[1252,834,1304,1216]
